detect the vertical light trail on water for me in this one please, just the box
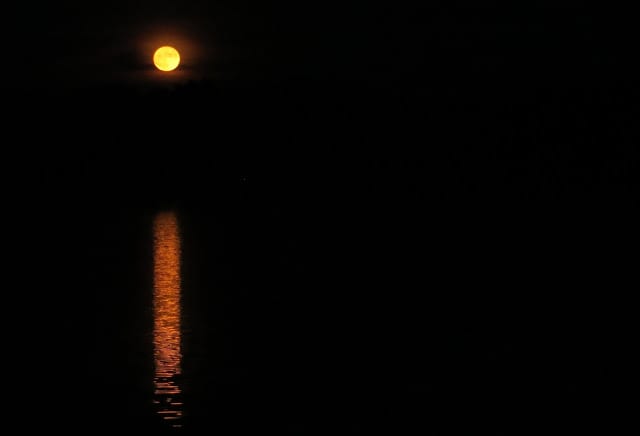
[153,211,183,428]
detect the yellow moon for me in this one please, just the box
[153,46,180,71]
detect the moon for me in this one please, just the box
[153,46,180,71]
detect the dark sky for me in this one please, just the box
[9,1,386,85]
[5,2,635,201]
[4,1,636,192]
[5,2,627,93]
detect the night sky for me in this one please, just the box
[7,3,634,90]
[4,2,634,432]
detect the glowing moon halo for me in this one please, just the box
[153,46,180,71]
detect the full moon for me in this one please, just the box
[153,46,180,71]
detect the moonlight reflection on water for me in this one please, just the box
[153,211,183,428]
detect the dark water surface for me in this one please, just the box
[8,80,634,433]
[27,195,624,433]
